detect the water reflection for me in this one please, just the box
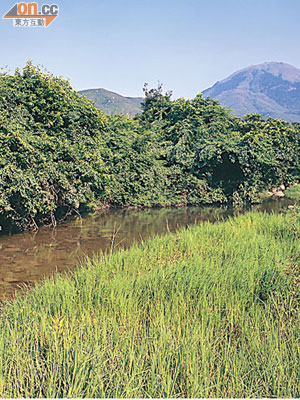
[0,199,293,300]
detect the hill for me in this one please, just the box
[202,61,300,122]
[78,88,143,116]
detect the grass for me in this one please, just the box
[285,184,300,201]
[0,212,300,397]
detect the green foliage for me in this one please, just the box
[0,62,109,231]
[136,86,300,205]
[284,184,300,201]
[0,212,300,397]
[79,88,143,116]
[101,114,169,206]
[1,65,300,231]
[236,115,300,186]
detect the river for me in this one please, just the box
[0,199,292,301]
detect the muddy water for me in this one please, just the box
[0,199,293,300]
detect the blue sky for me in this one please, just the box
[1,0,300,98]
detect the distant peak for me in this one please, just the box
[226,61,300,83]
[202,61,300,122]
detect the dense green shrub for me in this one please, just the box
[0,64,300,232]
[0,62,109,232]
[137,85,300,204]
[101,114,169,206]
[139,87,240,204]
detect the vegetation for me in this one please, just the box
[0,62,110,232]
[0,63,300,232]
[285,184,300,215]
[0,212,299,397]
[137,86,300,205]
[1,64,300,396]
[285,184,300,201]
[79,88,143,117]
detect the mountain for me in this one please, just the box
[202,62,300,122]
[78,88,143,116]
[80,62,300,121]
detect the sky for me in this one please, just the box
[1,0,300,98]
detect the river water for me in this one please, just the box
[0,199,292,301]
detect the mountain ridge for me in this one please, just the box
[79,62,300,122]
[202,61,300,122]
[78,88,143,116]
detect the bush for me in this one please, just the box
[1,66,300,232]
[0,62,110,231]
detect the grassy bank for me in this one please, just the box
[285,184,300,201]
[0,212,300,397]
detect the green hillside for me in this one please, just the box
[79,88,143,116]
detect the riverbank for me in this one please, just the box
[2,63,300,234]
[0,211,299,397]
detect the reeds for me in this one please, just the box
[0,211,299,397]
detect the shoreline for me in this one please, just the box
[0,211,299,396]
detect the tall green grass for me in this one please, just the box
[0,212,299,397]
[285,184,300,201]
